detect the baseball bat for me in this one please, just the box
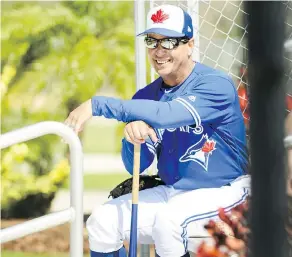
[128,144,141,257]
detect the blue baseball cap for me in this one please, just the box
[137,5,193,39]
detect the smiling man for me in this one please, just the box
[145,35,193,84]
[65,5,250,257]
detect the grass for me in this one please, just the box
[62,172,131,191]
[1,251,90,257]
[82,123,119,154]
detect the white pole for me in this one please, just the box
[188,0,200,62]
[135,2,153,256]
[135,0,147,90]
[150,0,156,83]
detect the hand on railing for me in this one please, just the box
[64,99,92,135]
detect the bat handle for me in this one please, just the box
[132,144,141,204]
[129,144,141,257]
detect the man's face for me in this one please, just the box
[146,33,193,78]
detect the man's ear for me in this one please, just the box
[188,37,195,48]
[188,38,195,56]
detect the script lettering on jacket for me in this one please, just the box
[158,125,203,138]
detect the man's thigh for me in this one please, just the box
[104,185,169,244]
[165,178,249,239]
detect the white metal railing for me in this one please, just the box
[0,121,83,257]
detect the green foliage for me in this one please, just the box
[1,143,69,217]
[82,123,118,153]
[1,1,136,218]
[1,1,136,105]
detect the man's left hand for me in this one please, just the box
[64,99,92,134]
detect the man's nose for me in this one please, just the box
[155,45,167,57]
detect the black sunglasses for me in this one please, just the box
[144,37,190,50]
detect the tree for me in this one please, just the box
[1,1,136,217]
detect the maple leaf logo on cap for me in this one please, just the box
[151,9,169,23]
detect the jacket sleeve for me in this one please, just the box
[91,76,236,129]
[120,89,157,174]
[121,138,156,175]
[91,96,194,128]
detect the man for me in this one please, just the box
[65,5,250,257]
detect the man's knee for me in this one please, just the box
[87,204,112,239]
[152,208,175,237]
[152,208,187,255]
[86,204,123,252]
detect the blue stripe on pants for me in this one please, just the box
[180,188,248,251]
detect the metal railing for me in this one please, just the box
[0,121,84,257]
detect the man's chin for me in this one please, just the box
[156,67,172,77]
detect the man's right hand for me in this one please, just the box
[124,121,158,145]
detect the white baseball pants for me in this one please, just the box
[86,175,250,257]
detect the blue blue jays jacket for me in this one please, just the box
[91,62,248,190]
